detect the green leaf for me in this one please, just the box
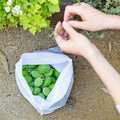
[48,4,60,13]
[7,13,11,19]
[48,0,59,5]
[38,0,46,4]
[29,26,37,35]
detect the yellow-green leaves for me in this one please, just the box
[38,0,46,4]
[48,4,60,13]
[48,0,59,5]
[0,0,60,35]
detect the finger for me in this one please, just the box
[68,20,87,30]
[54,21,62,37]
[64,5,84,21]
[62,21,77,37]
[63,32,69,40]
[59,28,65,36]
[55,33,69,50]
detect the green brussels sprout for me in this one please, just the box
[33,87,41,95]
[29,86,33,92]
[49,83,55,90]
[38,93,46,99]
[53,69,60,78]
[44,68,53,77]
[43,87,51,96]
[31,69,44,78]
[22,65,27,70]
[22,70,30,76]
[27,65,37,69]
[43,76,52,87]
[34,77,43,87]
[24,75,32,83]
[51,76,56,83]
[28,81,34,87]
[38,65,50,74]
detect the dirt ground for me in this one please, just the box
[0,26,120,120]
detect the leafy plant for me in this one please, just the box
[69,0,120,40]
[0,0,60,35]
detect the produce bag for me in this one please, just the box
[15,47,74,115]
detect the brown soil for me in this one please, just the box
[0,27,120,120]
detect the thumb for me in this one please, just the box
[68,20,87,30]
[62,21,77,36]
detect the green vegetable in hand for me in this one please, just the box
[38,93,46,99]
[38,65,50,74]
[34,77,43,87]
[33,87,41,95]
[43,87,51,96]
[43,76,52,87]
[24,75,32,83]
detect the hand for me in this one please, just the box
[64,2,110,32]
[54,21,94,58]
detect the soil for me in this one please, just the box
[0,26,120,120]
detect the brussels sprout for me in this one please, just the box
[43,76,52,87]
[43,87,51,96]
[22,65,27,70]
[34,77,43,87]
[27,65,37,69]
[54,69,60,78]
[51,76,56,83]
[38,65,50,74]
[44,68,53,77]
[29,86,33,92]
[22,70,30,76]
[38,93,46,99]
[28,81,34,87]
[33,87,41,95]
[49,83,55,90]
[31,69,43,78]
[24,75,32,83]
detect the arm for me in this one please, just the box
[64,2,120,31]
[86,44,120,105]
[106,15,120,30]
[54,21,120,108]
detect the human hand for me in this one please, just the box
[54,21,94,58]
[64,2,110,32]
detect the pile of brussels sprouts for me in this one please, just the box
[22,64,60,99]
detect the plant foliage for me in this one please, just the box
[0,0,60,35]
[71,0,120,40]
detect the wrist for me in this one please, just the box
[84,43,101,62]
[105,14,120,30]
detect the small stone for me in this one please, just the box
[68,104,74,109]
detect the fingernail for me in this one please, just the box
[58,21,61,24]
[62,21,67,26]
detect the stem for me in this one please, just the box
[49,25,63,38]
[77,0,80,5]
